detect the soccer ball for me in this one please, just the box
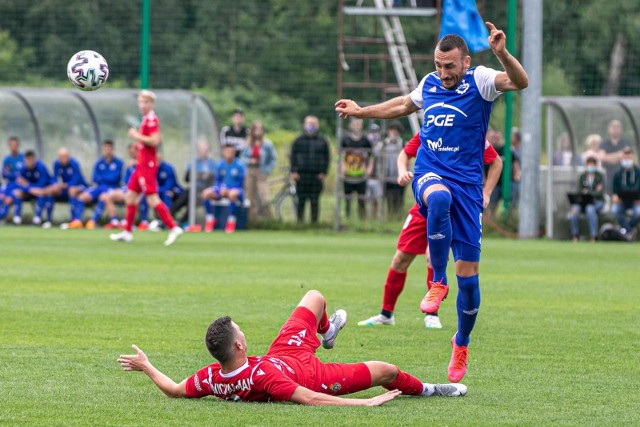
[66,50,109,91]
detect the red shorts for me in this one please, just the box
[267,307,371,396]
[396,204,428,255]
[127,167,158,195]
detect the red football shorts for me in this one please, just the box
[267,307,371,396]
[127,167,158,195]
[396,204,427,255]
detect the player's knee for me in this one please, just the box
[426,190,451,216]
[303,289,324,301]
[377,363,399,385]
[457,274,479,292]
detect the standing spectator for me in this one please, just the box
[13,150,51,226]
[510,127,522,159]
[172,141,217,228]
[380,121,406,216]
[220,108,248,157]
[366,123,384,218]
[1,136,24,222]
[580,134,603,168]
[601,119,632,194]
[611,147,640,237]
[290,115,330,224]
[241,121,277,221]
[568,156,605,242]
[202,143,245,234]
[47,147,88,225]
[341,118,373,220]
[553,132,580,166]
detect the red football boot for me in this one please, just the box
[448,334,468,383]
[224,220,236,234]
[204,218,216,233]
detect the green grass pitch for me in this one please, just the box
[1,227,638,426]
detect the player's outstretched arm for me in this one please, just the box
[483,154,503,208]
[117,344,187,398]
[335,95,418,120]
[290,386,401,406]
[486,22,528,92]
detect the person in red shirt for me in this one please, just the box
[117,290,467,405]
[109,90,183,246]
[358,133,502,329]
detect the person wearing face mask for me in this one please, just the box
[290,116,330,223]
[611,146,640,238]
[600,119,632,195]
[568,156,605,242]
[241,121,277,222]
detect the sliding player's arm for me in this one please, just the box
[117,344,188,398]
[290,386,401,406]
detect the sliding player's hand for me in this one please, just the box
[364,389,402,406]
[117,344,149,372]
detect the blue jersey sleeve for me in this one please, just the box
[36,162,51,187]
[3,156,15,181]
[70,159,87,186]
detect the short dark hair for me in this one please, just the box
[585,156,597,165]
[102,140,114,147]
[8,136,19,143]
[205,316,236,363]
[437,34,469,57]
[24,150,35,158]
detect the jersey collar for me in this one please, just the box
[219,359,249,378]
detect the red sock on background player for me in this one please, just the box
[125,204,137,232]
[154,203,176,229]
[381,268,407,316]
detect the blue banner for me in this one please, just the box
[439,0,490,53]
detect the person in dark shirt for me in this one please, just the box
[611,146,640,236]
[341,118,373,220]
[568,156,605,242]
[600,119,632,195]
[290,116,330,223]
[219,108,248,158]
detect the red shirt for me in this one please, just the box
[185,355,316,402]
[136,111,160,170]
[403,133,498,164]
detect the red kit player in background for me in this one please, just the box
[358,133,502,329]
[118,290,467,405]
[110,90,183,246]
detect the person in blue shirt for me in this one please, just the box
[202,143,245,233]
[0,136,25,221]
[98,143,138,230]
[75,140,123,229]
[138,155,183,230]
[335,23,528,383]
[47,147,88,224]
[13,150,52,226]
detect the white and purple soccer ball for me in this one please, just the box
[66,50,109,91]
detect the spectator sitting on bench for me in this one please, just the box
[568,156,605,242]
[611,146,640,238]
[13,150,52,227]
[47,147,88,225]
[202,143,245,234]
[101,143,138,229]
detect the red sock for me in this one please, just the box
[317,303,330,334]
[384,368,424,395]
[125,204,137,232]
[427,265,434,290]
[154,203,176,229]
[381,268,407,313]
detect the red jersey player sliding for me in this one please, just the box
[117,290,467,405]
[110,90,183,246]
[358,133,502,329]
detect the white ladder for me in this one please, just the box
[372,0,421,134]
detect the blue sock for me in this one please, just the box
[0,202,7,219]
[14,198,23,217]
[455,274,480,347]
[75,199,86,221]
[92,200,105,221]
[204,199,214,215]
[45,196,54,221]
[139,199,149,222]
[69,197,77,220]
[229,200,238,217]
[35,196,46,219]
[426,190,452,285]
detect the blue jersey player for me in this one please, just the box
[75,140,124,229]
[48,147,88,224]
[335,22,528,383]
[202,143,245,233]
[0,136,25,222]
[14,150,52,226]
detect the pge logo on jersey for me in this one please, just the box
[423,102,469,129]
